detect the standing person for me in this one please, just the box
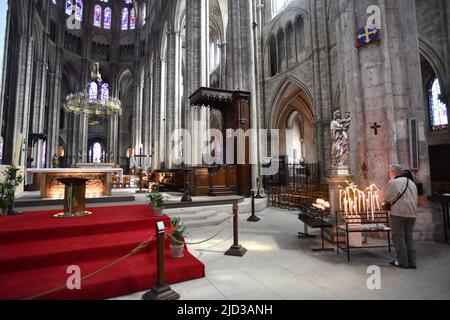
[383,164,419,269]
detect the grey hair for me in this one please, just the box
[390,164,404,176]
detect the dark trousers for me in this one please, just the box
[391,216,417,268]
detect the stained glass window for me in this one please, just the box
[428,76,448,131]
[101,83,109,101]
[0,136,3,164]
[121,8,129,30]
[94,5,102,27]
[272,0,291,16]
[88,81,98,100]
[104,7,111,29]
[142,4,146,25]
[65,0,72,15]
[209,40,220,73]
[93,142,102,163]
[130,8,136,30]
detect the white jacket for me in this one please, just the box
[383,177,418,218]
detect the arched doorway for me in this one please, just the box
[269,81,318,186]
[272,82,316,164]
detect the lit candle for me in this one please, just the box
[362,194,366,213]
[344,199,348,216]
[358,192,362,213]
[366,196,370,220]
[339,190,343,211]
[369,185,374,220]
[375,192,381,211]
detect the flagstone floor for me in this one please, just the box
[113,207,450,300]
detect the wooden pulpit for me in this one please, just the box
[189,88,252,197]
[54,178,92,218]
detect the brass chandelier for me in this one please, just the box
[64,63,122,118]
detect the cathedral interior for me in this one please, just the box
[0,0,449,302]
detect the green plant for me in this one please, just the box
[0,166,23,215]
[170,217,187,246]
[147,189,165,208]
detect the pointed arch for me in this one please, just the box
[268,75,315,129]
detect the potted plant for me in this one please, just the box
[169,217,187,259]
[0,166,23,216]
[147,188,165,216]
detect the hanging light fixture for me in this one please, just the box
[64,62,122,118]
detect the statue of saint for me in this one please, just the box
[330,110,351,168]
[91,62,103,83]
[52,154,60,168]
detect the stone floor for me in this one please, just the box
[113,207,450,300]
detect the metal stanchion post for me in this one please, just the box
[255,177,264,199]
[143,221,180,300]
[225,202,247,257]
[247,192,261,222]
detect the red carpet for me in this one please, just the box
[0,205,205,300]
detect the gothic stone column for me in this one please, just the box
[185,0,209,166]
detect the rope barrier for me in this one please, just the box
[168,213,235,245]
[23,235,155,301]
[22,206,246,300]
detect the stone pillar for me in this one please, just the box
[227,0,262,192]
[311,0,333,180]
[142,71,152,163]
[337,0,430,191]
[159,57,167,168]
[12,33,35,168]
[185,0,209,166]
[31,60,48,168]
[107,115,119,164]
[46,69,62,168]
[0,4,10,163]
[151,58,161,169]
[69,114,88,164]
[165,29,181,168]
[132,74,144,157]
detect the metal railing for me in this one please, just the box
[263,163,320,188]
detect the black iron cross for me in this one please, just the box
[371,122,381,135]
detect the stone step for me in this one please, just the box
[183,212,232,228]
[163,208,217,216]
[209,191,235,196]
[166,211,218,221]
[162,197,268,229]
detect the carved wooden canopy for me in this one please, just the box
[189,87,250,110]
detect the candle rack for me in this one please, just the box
[335,210,391,262]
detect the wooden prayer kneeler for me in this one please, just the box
[298,205,334,252]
